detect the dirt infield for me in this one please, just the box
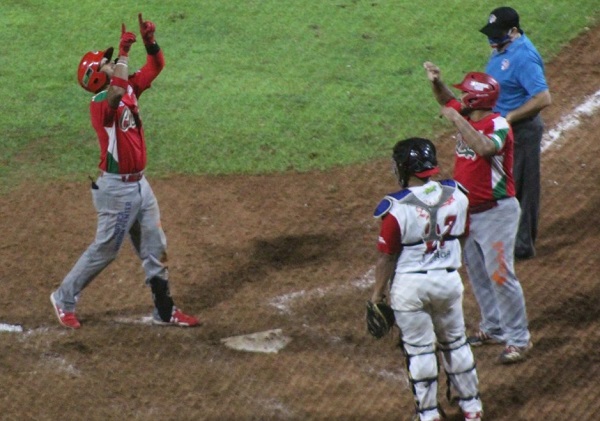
[1,26,599,421]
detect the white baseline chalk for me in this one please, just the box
[0,323,23,332]
[542,89,600,152]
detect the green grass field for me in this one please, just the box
[1,0,598,188]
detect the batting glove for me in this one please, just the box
[138,13,156,45]
[119,24,137,57]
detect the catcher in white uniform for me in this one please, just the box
[370,138,483,421]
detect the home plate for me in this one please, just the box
[114,316,154,325]
[221,329,292,353]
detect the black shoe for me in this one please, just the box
[515,248,535,260]
[467,330,504,347]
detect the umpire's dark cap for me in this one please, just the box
[480,7,522,38]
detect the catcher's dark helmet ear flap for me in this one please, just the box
[392,137,439,188]
[452,72,500,110]
[77,47,114,93]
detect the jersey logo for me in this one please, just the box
[119,107,137,131]
[456,133,477,160]
[501,58,510,71]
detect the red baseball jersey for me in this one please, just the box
[446,99,515,207]
[89,51,165,174]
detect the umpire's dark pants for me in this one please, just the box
[512,114,544,259]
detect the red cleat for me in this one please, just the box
[152,307,200,327]
[50,293,81,329]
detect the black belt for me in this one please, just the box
[511,114,539,127]
[412,268,456,274]
[120,172,144,182]
[403,236,459,247]
[100,171,144,182]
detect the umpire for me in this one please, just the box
[480,7,552,260]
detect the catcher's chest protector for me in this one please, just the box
[397,186,456,244]
[374,181,469,271]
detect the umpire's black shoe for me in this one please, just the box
[515,248,536,260]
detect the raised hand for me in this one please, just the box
[119,23,137,56]
[138,13,156,45]
[423,61,441,83]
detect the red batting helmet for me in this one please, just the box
[77,47,113,93]
[452,72,500,110]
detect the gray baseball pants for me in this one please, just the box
[52,174,168,312]
[463,197,531,348]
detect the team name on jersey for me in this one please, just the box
[119,107,137,132]
[456,133,477,160]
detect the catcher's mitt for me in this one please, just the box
[366,301,395,339]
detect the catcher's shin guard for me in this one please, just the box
[148,276,175,322]
[404,342,443,420]
[438,337,482,414]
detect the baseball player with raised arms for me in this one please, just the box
[370,138,483,421]
[423,62,531,363]
[50,14,199,329]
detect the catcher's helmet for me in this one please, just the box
[392,137,439,188]
[452,72,500,110]
[77,47,113,93]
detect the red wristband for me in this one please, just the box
[110,77,128,89]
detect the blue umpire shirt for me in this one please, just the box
[485,34,549,117]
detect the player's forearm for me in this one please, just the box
[113,55,129,80]
[506,90,552,124]
[452,115,497,157]
[107,56,129,108]
[143,45,165,73]
[372,253,398,302]
[431,79,455,106]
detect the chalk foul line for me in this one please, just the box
[541,89,600,152]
